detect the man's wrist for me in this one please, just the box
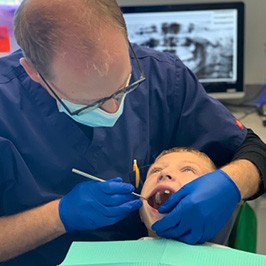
[48,199,67,235]
[221,159,261,200]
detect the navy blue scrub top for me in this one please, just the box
[0,44,246,265]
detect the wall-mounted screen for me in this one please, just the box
[0,1,22,57]
[121,2,245,99]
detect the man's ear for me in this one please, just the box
[20,58,42,84]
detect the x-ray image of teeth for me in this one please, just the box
[126,14,236,83]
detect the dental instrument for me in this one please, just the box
[72,168,148,201]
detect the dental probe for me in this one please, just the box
[72,168,148,201]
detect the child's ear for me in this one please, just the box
[20,58,42,84]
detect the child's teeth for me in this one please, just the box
[154,190,173,206]
[155,192,162,204]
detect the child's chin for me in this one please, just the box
[147,211,167,227]
[147,229,158,238]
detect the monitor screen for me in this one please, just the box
[121,2,245,99]
[0,1,21,57]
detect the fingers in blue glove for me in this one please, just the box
[59,178,142,232]
[92,199,142,218]
[76,180,136,206]
[157,187,188,213]
[152,198,204,244]
[108,177,123,182]
[102,179,136,194]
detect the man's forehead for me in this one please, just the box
[52,34,128,79]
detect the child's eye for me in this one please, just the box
[149,167,162,174]
[181,167,195,173]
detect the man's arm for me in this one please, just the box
[223,128,266,199]
[222,159,260,199]
[0,179,142,262]
[0,199,65,262]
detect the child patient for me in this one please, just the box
[140,147,222,239]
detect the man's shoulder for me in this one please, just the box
[0,49,26,83]
[0,50,33,109]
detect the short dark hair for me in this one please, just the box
[156,147,216,169]
[14,0,127,79]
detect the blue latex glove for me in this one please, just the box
[59,177,142,232]
[152,169,241,244]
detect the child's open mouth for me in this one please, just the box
[147,189,175,210]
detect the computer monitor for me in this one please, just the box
[0,1,21,57]
[121,2,245,100]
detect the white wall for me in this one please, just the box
[118,0,266,85]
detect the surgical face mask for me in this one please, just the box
[57,75,131,127]
[57,94,126,127]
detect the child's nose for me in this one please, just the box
[158,171,173,182]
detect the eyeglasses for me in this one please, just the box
[39,42,146,116]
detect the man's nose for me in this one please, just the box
[100,98,120,113]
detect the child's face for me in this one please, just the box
[140,151,215,236]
